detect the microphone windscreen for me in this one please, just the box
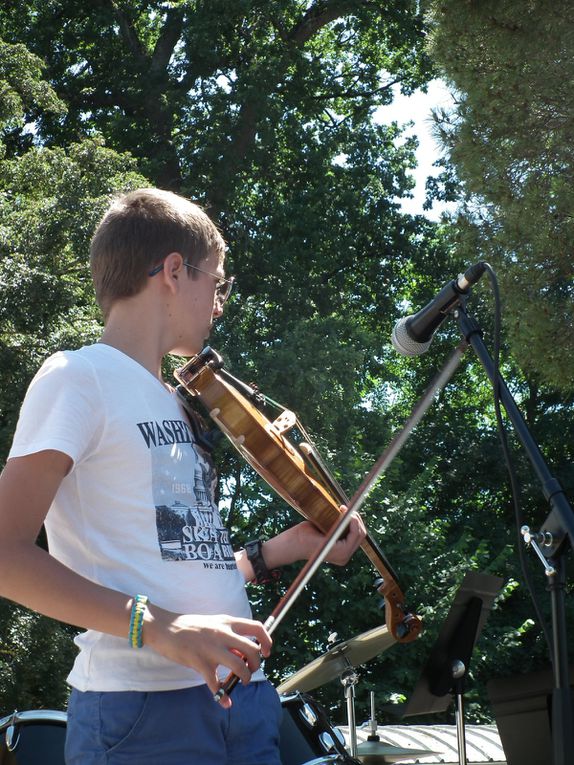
[391,317,433,357]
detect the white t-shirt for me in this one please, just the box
[9,343,263,691]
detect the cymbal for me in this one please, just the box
[277,624,395,694]
[356,740,438,763]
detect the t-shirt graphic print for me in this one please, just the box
[137,417,234,564]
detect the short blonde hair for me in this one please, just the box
[90,188,226,317]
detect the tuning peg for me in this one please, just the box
[373,578,386,610]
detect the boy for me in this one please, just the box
[0,188,365,764]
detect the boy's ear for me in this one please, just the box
[161,252,184,288]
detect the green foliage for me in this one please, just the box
[0,0,433,198]
[0,606,77,710]
[0,1,570,729]
[426,0,574,392]
[0,138,148,459]
[0,38,65,137]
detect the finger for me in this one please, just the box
[221,650,252,684]
[325,514,364,564]
[355,512,367,538]
[217,693,232,709]
[215,679,233,708]
[345,514,365,547]
[228,643,263,675]
[229,636,265,671]
[231,619,273,657]
[204,666,233,708]
[338,507,365,535]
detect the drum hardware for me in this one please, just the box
[340,667,360,759]
[5,710,19,752]
[364,690,381,746]
[294,695,345,753]
[0,709,67,764]
[277,623,395,695]
[277,623,395,761]
[296,696,344,753]
[354,693,438,763]
[279,692,358,765]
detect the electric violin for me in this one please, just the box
[174,347,422,645]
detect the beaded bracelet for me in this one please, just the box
[128,594,148,649]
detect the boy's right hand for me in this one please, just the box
[143,608,272,708]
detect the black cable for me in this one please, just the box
[482,262,554,660]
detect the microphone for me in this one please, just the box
[392,262,486,356]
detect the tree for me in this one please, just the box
[0,1,556,724]
[0,35,148,711]
[426,0,574,392]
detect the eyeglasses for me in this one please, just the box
[148,260,235,305]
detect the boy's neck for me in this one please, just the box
[100,302,166,380]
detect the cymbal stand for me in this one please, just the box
[340,666,360,759]
[367,690,380,741]
[451,659,469,765]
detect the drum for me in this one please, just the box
[279,693,354,765]
[1,701,350,765]
[0,710,66,764]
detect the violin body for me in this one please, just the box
[175,347,421,643]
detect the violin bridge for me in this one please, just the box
[271,409,296,435]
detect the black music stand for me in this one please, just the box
[400,571,503,765]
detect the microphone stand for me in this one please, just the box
[454,301,574,765]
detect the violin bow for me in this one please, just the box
[214,504,359,702]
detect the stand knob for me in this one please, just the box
[452,659,466,680]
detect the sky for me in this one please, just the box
[375,79,457,220]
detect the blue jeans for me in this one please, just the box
[65,681,283,765]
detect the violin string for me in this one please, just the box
[244,383,349,509]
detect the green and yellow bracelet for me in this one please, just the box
[128,594,148,649]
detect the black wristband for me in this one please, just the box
[244,539,281,585]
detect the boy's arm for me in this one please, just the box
[0,451,271,706]
[235,512,366,581]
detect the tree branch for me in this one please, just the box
[312,78,400,102]
[288,0,363,44]
[59,84,138,114]
[107,0,148,65]
[208,2,363,212]
[151,7,185,75]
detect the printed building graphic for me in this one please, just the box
[153,446,234,563]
